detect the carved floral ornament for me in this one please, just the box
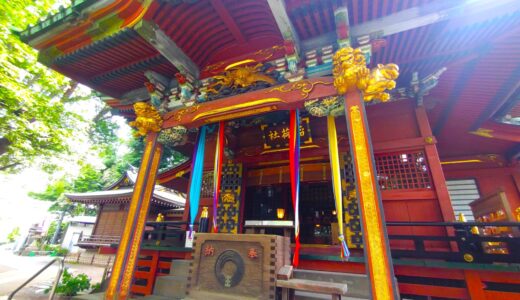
[304,96,344,117]
[158,125,188,147]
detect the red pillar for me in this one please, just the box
[415,106,456,222]
[464,270,487,299]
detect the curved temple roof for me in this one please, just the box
[19,0,520,161]
[65,186,186,208]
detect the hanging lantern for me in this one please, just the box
[277,208,285,220]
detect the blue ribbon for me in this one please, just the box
[189,126,207,234]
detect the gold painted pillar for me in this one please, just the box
[343,91,398,300]
[333,47,399,300]
[106,103,164,300]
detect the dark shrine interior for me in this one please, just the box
[244,182,337,244]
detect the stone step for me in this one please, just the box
[295,290,366,300]
[169,259,191,276]
[72,293,105,300]
[153,275,188,298]
[139,295,174,300]
[293,269,370,299]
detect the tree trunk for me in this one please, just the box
[61,81,78,103]
[51,210,66,245]
[0,137,10,156]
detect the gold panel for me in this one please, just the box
[192,98,284,121]
[349,105,392,300]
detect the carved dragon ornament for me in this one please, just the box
[332,47,399,102]
[129,102,163,137]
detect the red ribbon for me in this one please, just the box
[289,109,301,267]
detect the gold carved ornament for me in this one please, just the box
[202,45,283,73]
[129,102,163,136]
[269,80,333,99]
[332,47,399,102]
[470,128,494,138]
[221,192,235,203]
[254,45,285,60]
[165,104,201,122]
[207,63,276,94]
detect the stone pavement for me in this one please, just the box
[0,250,106,300]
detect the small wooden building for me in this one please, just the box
[66,168,186,252]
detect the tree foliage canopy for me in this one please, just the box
[0,0,85,172]
[2,1,188,216]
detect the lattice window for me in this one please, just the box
[201,172,214,198]
[374,151,432,190]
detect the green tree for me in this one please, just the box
[7,227,20,242]
[42,220,68,244]
[29,164,103,215]
[0,0,87,172]
[50,268,91,296]
[121,136,187,172]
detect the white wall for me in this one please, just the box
[61,222,94,253]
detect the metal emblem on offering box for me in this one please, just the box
[186,234,290,300]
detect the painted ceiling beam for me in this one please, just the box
[350,0,520,40]
[120,87,150,104]
[470,64,520,130]
[209,0,246,44]
[134,20,200,79]
[267,0,300,53]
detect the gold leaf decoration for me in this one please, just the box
[129,102,163,137]
[333,47,399,102]
[268,80,332,99]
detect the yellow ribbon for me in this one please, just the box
[327,115,349,259]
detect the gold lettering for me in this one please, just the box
[269,130,280,140]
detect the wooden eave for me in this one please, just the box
[20,0,520,161]
[65,188,185,208]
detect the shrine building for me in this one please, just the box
[20,0,520,299]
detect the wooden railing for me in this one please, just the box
[138,220,520,264]
[64,252,114,267]
[142,221,197,249]
[77,235,120,246]
[387,221,520,263]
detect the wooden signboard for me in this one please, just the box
[260,117,312,151]
[186,233,290,300]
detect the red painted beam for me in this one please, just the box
[210,0,246,44]
[398,283,469,299]
[162,77,336,128]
